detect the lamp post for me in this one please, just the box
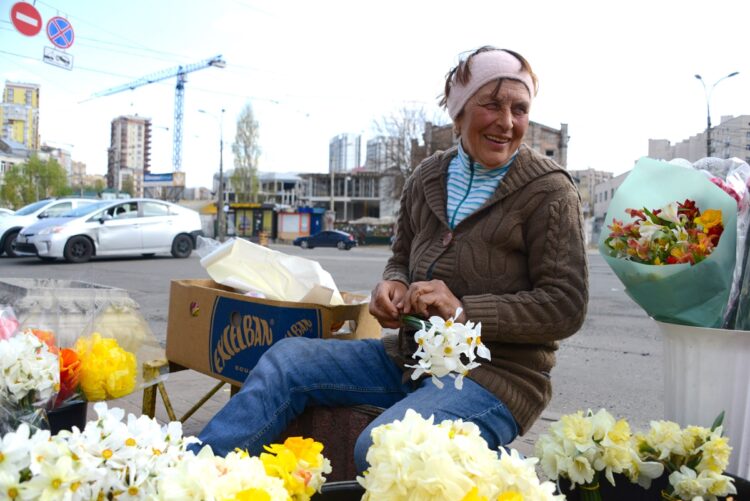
[199,108,226,240]
[695,72,739,157]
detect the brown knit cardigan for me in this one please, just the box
[381,144,589,434]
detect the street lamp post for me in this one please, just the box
[695,72,739,157]
[199,108,226,240]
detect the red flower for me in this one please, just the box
[55,348,81,407]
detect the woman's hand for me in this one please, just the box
[369,280,408,329]
[402,280,466,322]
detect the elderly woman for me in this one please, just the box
[195,46,588,473]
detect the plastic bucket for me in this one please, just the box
[655,320,750,478]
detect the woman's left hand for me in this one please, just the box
[401,280,466,322]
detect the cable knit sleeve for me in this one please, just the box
[382,169,417,285]
[461,174,589,344]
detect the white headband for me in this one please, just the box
[446,50,535,120]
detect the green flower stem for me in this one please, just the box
[578,481,603,501]
[400,314,431,331]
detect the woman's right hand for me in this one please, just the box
[369,280,408,329]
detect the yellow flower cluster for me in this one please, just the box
[74,332,137,401]
[260,436,331,501]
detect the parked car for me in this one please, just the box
[15,198,204,263]
[0,198,99,257]
[293,230,357,250]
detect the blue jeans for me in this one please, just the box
[195,337,519,473]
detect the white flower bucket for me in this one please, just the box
[655,320,750,478]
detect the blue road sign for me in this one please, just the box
[46,16,74,49]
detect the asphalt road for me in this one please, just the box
[0,244,663,431]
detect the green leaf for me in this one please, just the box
[711,411,725,432]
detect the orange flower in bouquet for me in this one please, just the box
[604,199,724,266]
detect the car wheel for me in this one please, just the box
[3,230,19,257]
[64,236,93,263]
[337,241,346,250]
[301,240,309,249]
[171,234,193,258]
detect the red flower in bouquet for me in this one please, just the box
[56,348,81,408]
[605,199,724,266]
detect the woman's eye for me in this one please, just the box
[482,102,500,111]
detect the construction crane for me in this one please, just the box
[89,54,226,171]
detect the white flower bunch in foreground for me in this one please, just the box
[405,308,490,389]
[0,402,293,500]
[358,409,561,501]
[0,328,59,407]
[535,409,664,489]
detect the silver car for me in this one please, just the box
[16,198,204,263]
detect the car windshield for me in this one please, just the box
[61,201,110,217]
[14,200,52,216]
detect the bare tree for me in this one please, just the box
[231,102,261,202]
[371,105,449,198]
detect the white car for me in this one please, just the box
[0,198,99,257]
[0,208,14,217]
[15,198,204,263]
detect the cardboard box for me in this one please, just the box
[166,279,381,386]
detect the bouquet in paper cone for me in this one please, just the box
[598,157,740,328]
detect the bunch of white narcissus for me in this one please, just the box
[0,329,59,406]
[535,409,664,489]
[636,420,736,500]
[406,308,490,389]
[0,402,291,500]
[358,409,562,501]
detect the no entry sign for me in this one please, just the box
[10,2,42,36]
[46,15,74,49]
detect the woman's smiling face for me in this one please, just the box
[455,79,531,168]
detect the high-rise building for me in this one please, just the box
[365,136,403,173]
[107,115,152,197]
[329,133,361,173]
[1,81,40,151]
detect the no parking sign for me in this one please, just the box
[46,15,74,49]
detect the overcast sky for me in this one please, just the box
[2,0,750,189]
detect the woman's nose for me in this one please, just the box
[495,107,513,129]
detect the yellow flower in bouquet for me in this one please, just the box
[74,332,136,400]
[260,436,331,501]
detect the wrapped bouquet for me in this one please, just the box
[0,302,165,433]
[599,157,742,328]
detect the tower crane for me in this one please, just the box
[89,54,226,171]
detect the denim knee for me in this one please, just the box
[353,425,375,474]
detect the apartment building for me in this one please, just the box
[649,114,750,163]
[1,81,40,151]
[106,115,152,196]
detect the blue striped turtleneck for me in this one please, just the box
[446,142,517,229]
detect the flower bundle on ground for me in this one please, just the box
[535,409,738,501]
[403,308,490,389]
[358,408,561,501]
[636,418,736,500]
[0,402,331,500]
[535,409,664,495]
[604,199,724,266]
